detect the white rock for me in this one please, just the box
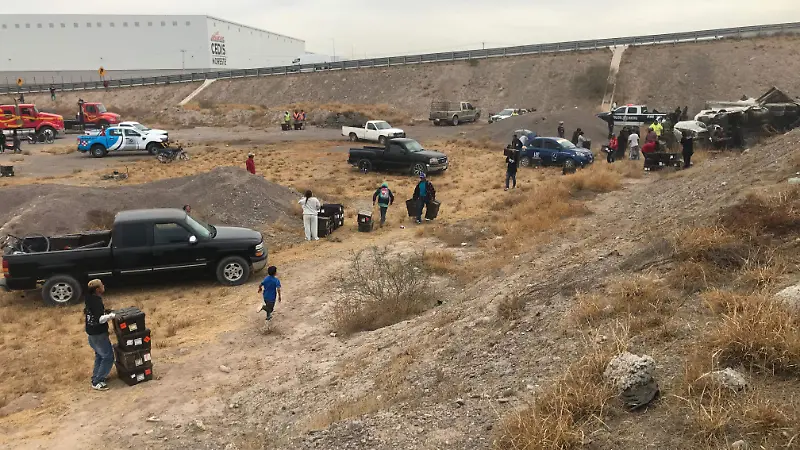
[604,352,656,392]
[146,416,161,422]
[219,365,231,373]
[777,282,800,310]
[731,440,748,449]
[193,419,207,431]
[705,368,748,392]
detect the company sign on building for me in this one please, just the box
[210,31,227,66]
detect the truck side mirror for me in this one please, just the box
[189,235,198,245]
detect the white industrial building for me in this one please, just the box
[0,14,307,83]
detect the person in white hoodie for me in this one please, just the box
[298,190,322,241]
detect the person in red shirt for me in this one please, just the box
[246,153,256,174]
[641,141,657,154]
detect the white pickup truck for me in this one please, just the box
[342,120,406,145]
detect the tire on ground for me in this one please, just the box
[215,256,251,286]
[42,274,82,307]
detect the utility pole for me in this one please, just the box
[332,39,336,62]
[482,42,485,50]
[180,49,186,73]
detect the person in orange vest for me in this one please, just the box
[292,110,301,130]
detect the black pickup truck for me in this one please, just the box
[1,209,267,306]
[348,138,449,176]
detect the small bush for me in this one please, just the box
[85,209,115,230]
[422,249,456,275]
[497,293,526,321]
[564,168,622,193]
[707,296,800,374]
[721,187,799,236]
[333,247,434,335]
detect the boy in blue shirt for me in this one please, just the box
[257,266,282,321]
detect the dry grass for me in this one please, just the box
[720,187,800,237]
[39,145,76,155]
[497,293,527,322]
[571,275,676,331]
[493,344,621,450]
[333,247,435,335]
[422,249,457,275]
[563,165,622,193]
[705,295,800,374]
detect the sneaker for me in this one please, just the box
[416,219,422,224]
[266,313,273,321]
[425,218,431,222]
[92,382,109,391]
[504,188,509,191]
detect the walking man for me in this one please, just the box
[372,182,395,227]
[12,130,21,153]
[681,133,694,169]
[628,130,641,160]
[85,279,115,391]
[246,153,256,174]
[505,147,519,191]
[49,86,56,101]
[412,173,436,224]
[557,121,565,139]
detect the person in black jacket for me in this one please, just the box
[505,149,519,191]
[85,279,116,391]
[511,134,522,150]
[557,121,565,138]
[681,133,694,169]
[412,173,436,224]
[0,131,5,153]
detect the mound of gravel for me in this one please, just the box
[0,167,299,236]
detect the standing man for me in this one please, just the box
[84,279,115,391]
[246,153,256,174]
[49,86,56,101]
[628,130,641,160]
[681,132,694,169]
[557,121,565,139]
[505,147,519,191]
[617,127,629,160]
[18,93,24,103]
[0,130,5,153]
[511,134,522,151]
[412,173,436,224]
[283,111,292,131]
[12,129,21,153]
[372,182,395,227]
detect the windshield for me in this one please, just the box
[185,215,215,239]
[133,123,150,131]
[405,141,424,152]
[96,104,108,113]
[499,109,514,115]
[373,121,391,130]
[555,138,578,149]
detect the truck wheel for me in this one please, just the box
[378,136,386,145]
[216,256,251,286]
[39,126,56,144]
[146,142,163,155]
[90,144,107,158]
[411,163,426,176]
[42,275,82,306]
[452,116,459,126]
[433,120,441,127]
[519,156,531,168]
[357,159,372,173]
[349,133,358,142]
[475,112,481,121]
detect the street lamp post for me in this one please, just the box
[180,49,186,73]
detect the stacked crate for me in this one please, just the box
[318,203,345,237]
[112,307,153,386]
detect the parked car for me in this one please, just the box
[597,105,667,130]
[489,108,518,123]
[429,101,481,126]
[77,126,168,157]
[348,138,448,176]
[341,120,405,144]
[118,121,169,138]
[519,137,594,170]
[1,209,267,306]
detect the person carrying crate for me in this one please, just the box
[412,173,436,224]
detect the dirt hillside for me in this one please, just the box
[0,167,299,236]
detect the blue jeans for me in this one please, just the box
[88,333,114,385]
[505,170,517,189]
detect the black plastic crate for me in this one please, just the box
[114,345,153,372]
[357,211,374,232]
[319,204,345,229]
[112,307,146,338]
[118,328,152,352]
[317,216,334,237]
[116,362,153,386]
[405,199,420,217]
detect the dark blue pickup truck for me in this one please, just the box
[519,137,594,170]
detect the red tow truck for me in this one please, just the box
[0,104,65,140]
[63,100,121,131]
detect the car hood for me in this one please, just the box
[144,128,168,135]
[417,149,447,159]
[38,112,63,121]
[213,226,262,244]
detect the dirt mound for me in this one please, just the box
[466,108,610,144]
[0,167,299,236]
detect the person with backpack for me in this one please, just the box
[412,173,436,224]
[372,182,395,227]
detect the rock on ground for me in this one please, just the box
[705,368,748,392]
[604,352,656,392]
[777,282,800,310]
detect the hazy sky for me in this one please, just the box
[3,1,799,57]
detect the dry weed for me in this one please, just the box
[497,293,527,321]
[720,187,800,236]
[564,166,622,193]
[422,249,456,275]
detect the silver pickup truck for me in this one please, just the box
[429,101,481,126]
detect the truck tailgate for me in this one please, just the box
[4,248,114,288]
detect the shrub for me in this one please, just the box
[497,293,526,321]
[333,247,434,335]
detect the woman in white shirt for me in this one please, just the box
[298,190,322,241]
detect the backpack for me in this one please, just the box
[378,187,390,202]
